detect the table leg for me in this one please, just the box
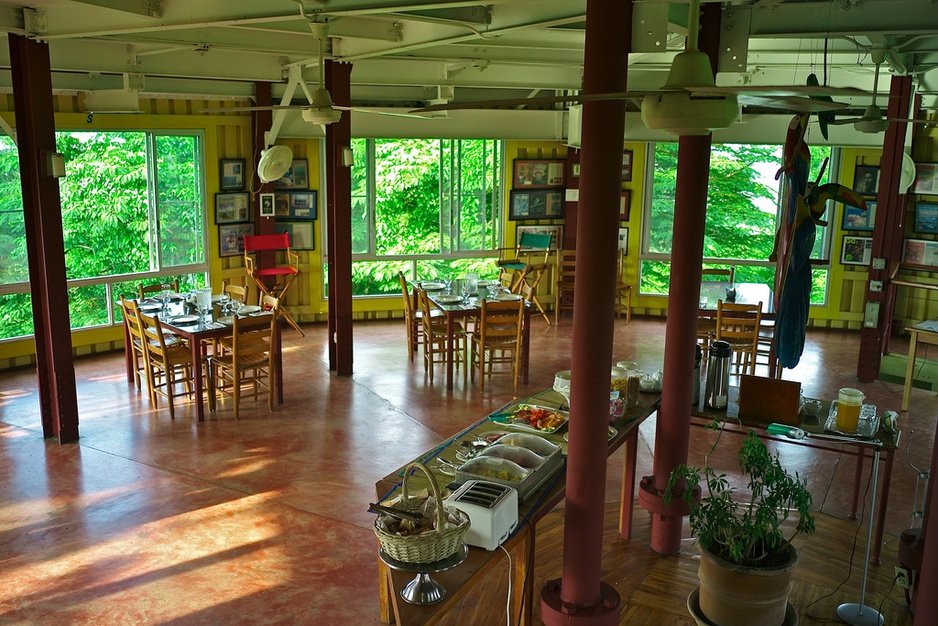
[850,445,865,521]
[446,313,455,390]
[521,307,531,385]
[902,329,918,411]
[275,320,284,404]
[191,338,205,422]
[619,428,639,540]
[520,527,534,626]
[872,448,894,565]
[378,559,394,624]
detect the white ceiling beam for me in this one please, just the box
[69,0,162,19]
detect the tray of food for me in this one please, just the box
[476,444,546,470]
[489,405,568,434]
[490,432,562,457]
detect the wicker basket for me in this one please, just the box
[373,461,470,564]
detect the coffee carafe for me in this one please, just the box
[705,340,732,409]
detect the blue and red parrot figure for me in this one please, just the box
[771,113,868,369]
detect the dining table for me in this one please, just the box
[123,294,283,421]
[421,282,532,391]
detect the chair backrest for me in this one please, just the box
[616,248,627,284]
[231,310,277,366]
[260,294,280,312]
[716,300,762,349]
[121,296,145,345]
[138,279,179,299]
[556,250,576,285]
[138,311,173,363]
[416,289,443,335]
[478,299,524,346]
[518,231,553,250]
[223,281,249,302]
[244,233,291,253]
[701,267,735,283]
[398,271,415,318]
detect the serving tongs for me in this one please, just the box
[368,502,424,522]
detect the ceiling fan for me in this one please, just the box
[412,0,867,136]
[201,20,429,126]
[829,48,889,134]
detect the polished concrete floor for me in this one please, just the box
[0,315,933,624]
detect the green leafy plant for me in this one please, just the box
[665,426,815,568]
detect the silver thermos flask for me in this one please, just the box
[692,343,702,406]
[705,340,732,409]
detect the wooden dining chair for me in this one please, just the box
[715,299,762,377]
[398,271,439,363]
[209,309,278,419]
[222,280,249,304]
[138,310,194,419]
[701,267,735,282]
[138,279,179,300]
[554,249,576,324]
[470,298,525,391]
[614,248,632,323]
[417,288,467,384]
[120,296,149,394]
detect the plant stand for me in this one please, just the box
[379,544,468,605]
[836,442,885,626]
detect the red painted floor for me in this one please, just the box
[0,317,932,623]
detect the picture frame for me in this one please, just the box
[853,164,879,196]
[618,227,629,255]
[277,190,318,220]
[621,150,633,182]
[841,236,873,266]
[219,158,245,191]
[619,190,632,220]
[913,201,938,234]
[259,193,275,218]
[218,223,255,257]
[902,238,938,268]
[516,224,563,251]
[570,162,580,179]
[842,201,875,232]
[509,189,565,220]
[512,159,566,189]
[275,221,315,250]
[214,192,250,224]
[913,162,938,195]
[274,159,310,190]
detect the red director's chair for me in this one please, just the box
[243,233,305,337]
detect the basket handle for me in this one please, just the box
[402,461,447,533]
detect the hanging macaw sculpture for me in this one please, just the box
[771,112,868,369]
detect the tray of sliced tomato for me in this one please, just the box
[489,404,568,434]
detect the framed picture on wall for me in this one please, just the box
[277,190,318,220]
[842,201,875,231]
[512,159,565,189]
[621,150,633,181]
[218,223,255,257]
[913,162,938,195]
[220,158,246,191]
[570,162,581,179]
[509,189,565,220]
[259,193,275,217]
[214,192,250,224]
[619,190,631,220]
[914,201,938,234]
[274,159,309,189]
[841,236,872,266]
[275,221,315,250]
[853,164,879,196]
[618,227,629,254]
[516,224,563,250]
[902,238,938,268]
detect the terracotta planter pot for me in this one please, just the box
[697,543,798,626]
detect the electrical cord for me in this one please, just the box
[499,543,513,626]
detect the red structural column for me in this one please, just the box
[638,3,721,554]
[857,75,912,382]
[8,33,79,443]
[325,60,354,376]
[540,0,630,623]
[253,82,276,238]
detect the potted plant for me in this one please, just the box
[665,427,816,626]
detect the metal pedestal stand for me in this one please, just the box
[379,544,469,605]
[836,441,884,626]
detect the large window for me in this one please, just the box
[349,138,503,295]
[0,131,206,341]
[641,142,834,303]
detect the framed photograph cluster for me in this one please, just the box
[516,225,563,251]
[853,164,879,196]
[275,221,315,250]
[509,189,565,221]
[841,236,872,266]
[914,201,938,234]
[842,202,875,232]
[274,191,318,220]
[220,158,246,191]
[902,238,938,268]
[218,223,255,258]
[513,160,565,189]
[274,159,310,190]
[215,192,250,224]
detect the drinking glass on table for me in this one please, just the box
[443,278,453,294]
[160,282,172,311]
[218,292,231,315]
[460,280,472,302]
[231,299,244,317]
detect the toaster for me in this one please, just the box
[445,480,519,551]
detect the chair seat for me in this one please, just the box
[254,266,298,277]
[497,260,526,271]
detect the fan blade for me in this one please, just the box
[695,84,870,99]
[411,91,648,113]
[889,118,936,125]
[827,117,865,126]
[201,104,313,113]
[735,94,849,113]
[334,106,432,120]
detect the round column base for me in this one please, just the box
[540,579,621,626]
